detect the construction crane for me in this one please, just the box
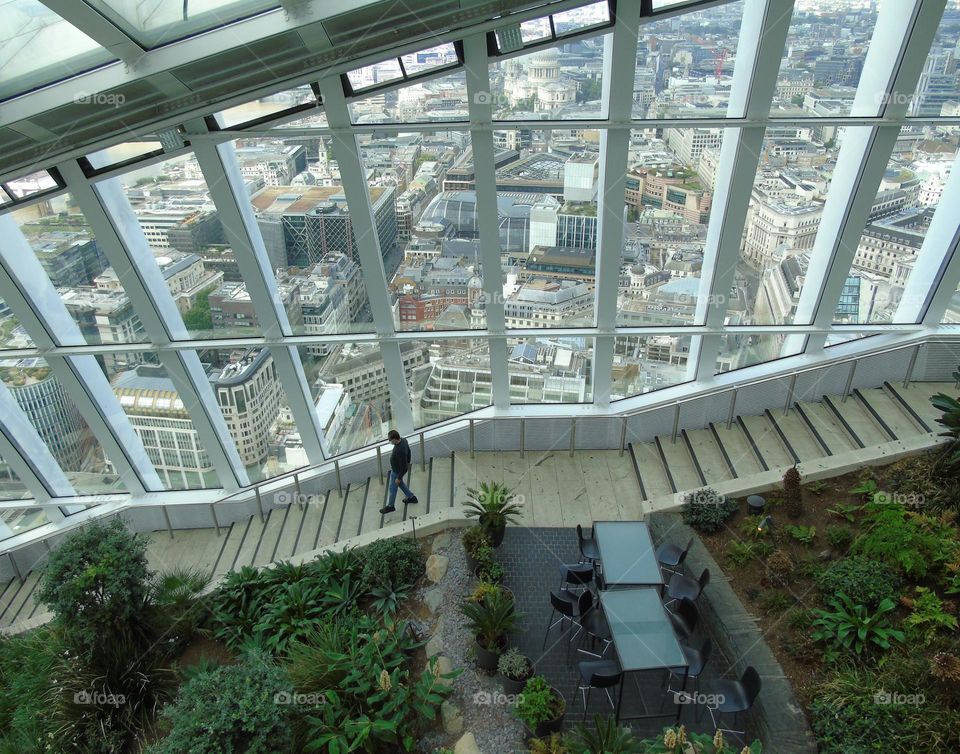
[715,47,728,78]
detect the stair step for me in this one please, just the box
[739,415,792,469]
[335,483,365,541]
[361,476,389,535]
[273,503,307,562]
[710,422,762,476]
[770,408,825,461]
[658,435,703,491]
[825,394,888,446]
[0,570,41,626]
[632,441,673,498]
[252,506,289,566]
[882,382,933,433]
[314,490,343,550]
[212,520,247,578]
[233,513,269,570]
[685,428,734,484]
[856,387,917,440]
[794,401,857,453]
[893,381,951,429]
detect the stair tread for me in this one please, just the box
[632,442,673,498]
[772,409,826,460]
[740,415,793,468]
[795,401,857,453]
[857,387,921,439]
[710,423,763,476]
[252,506,289,566]
[828,395,889,446]
[658,437,702,491]
[685,428,734,484]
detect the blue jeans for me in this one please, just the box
[387,470,413,509]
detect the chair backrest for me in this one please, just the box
[676,537,694,566]
[698,568,711,593]
[741,667,762,706]
[563,563,595,586]
[576,524,589,543]
[677,597,700,634]
[550,591,576,617]
[587,664,622,688]
[577,589,595,616]
[690,636,713,675]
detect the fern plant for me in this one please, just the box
[903,587,959,645]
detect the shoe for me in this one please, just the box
[379,506,396,515]
[403,496,419,505]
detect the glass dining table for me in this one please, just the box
[599,587,687,722]
[593,520,663,588]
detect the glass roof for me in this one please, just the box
[0,0,116,101]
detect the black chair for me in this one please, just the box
[577,659,622,720]
[575,591,613,659]
[543,591,588,661]
[662,637,713,713]
[657,537,693,577]
[558,563,595,596]
[705,666,762,738]
[664,568,710,607]
[667,597,700,641]
[577,524,601,566]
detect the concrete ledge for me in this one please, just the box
[648,512,818,754]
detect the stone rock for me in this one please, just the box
[442,700,463,736]
[818,549,833,561]
[433,655,455,689]
[426,553,449,583]
[432,531,452,552]
[424,586,444,613]
[454,731,481,754]
[425,615,444,657]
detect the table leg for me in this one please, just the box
[616,672,625,724]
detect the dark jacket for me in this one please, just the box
[390,438,411,477]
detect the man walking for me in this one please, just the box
[380,429,418,515]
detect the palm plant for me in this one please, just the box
[459,589,518,651]
[931,392,960,467]
[464,482,523,546]
[566,715,640,754]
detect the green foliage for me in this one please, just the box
[681,488,737,533]
[474,542,504,582]
[529,734,568,753]
[182,288,214,332]
[636,726,761,753]
[849,478,879,497]
[806,480,827,495]
[931,392,960,467]
[785,524,816,546]
[0,627,62,753]
[360,536,425,591]
[515,676,565,728]
[811,593,904,658]
[739,515,772,540]
[151,651,293,754]
[903,587,959,645]
[462,526,491,558]
[814,556,902,607]
[498,647,533,681]
[725,539,772,566]
[757,589,793,614]
[36,519,150,654]
[565,715,639,753]
[827,502,860,522]
[464,482,523,532]
[854,503,958,579]
[786,607,813,631]
[783,466,803,519]
[150,566,210,642]
[459,588,518,650]
[825,524,853,551]
[368,582,410,616]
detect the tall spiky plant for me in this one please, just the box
[783,465,803,520]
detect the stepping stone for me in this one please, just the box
[426,554,449,583]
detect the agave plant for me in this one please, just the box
[459,589,519,650]
[566,715,640,754]
[931,392,960,466]
[464,482,523,546]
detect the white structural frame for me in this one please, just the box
[0,0,956,527]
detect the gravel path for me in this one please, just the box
[417,528,527,754]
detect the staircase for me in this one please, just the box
[0,379,950,634]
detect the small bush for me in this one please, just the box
[151,651,294,754]
[766,549,794,585]
[757,589,793,614]
[853,504,957,579]
[681,488,737,533]
[815,556,902,607]
[360,537,425,590]
[825,524,853,551]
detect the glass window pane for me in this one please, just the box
[770,0,877,118]
[414,338,491,428]
[350,70,468,124]
[0,1,115,101]
[942,281,960,324]
[909,0,960,117]
[834,126,953,325]
[716,332,804,374]
[611,334,692,399]
[552,1,610,36]
[825,331,881,348]
[87,141,164,171]
[491,41,606,120]
[1,507,49,539]
[0,357,121,494]
[5,170,58,198]
[0,298,34,350]
[240,137,376,336]
[215,85,317,128]
[12,197,149,350]
[633,2,744,119]
[0,454,29,502]
[0,189,10,205]
[347,59,404,92]
[399,43,459,76]
[618,127,724,326]
[116,153,259,339]
[83,0,280,48]
[519,17,552,45]
[508,336,593,404]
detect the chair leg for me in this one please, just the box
[583,687,592,721]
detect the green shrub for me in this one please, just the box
[150,566,210,644]
[634,726,762,752]
[903,587,959,645]
[0,627,62,753]
[814,556,902,607]
[681,488,737,533]
[757,589,793,614]
[785,524,816,546]
[825,524,853,551]
[151,651,294,754]
[811,594,904,658]
[854,504,958,579]
[565,715,639,753]
[360,537,425,590]
[515,676,565,729]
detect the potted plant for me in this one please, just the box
[462,526,491,570]
[473,542,505,583]
[515,675,566,739]
[464,482,523,547]
[458,589,518,672]
[468,580,513,604]
[498,647,535,696]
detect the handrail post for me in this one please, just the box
[841,361,857,403]
[671,403,680,443]
[8,552,22,584]
[293,473,303,508]
[726,390,737,430]
[335,459,343,496]
[209,503,221,536]
[619,416,627,456]
[520,418,525,458]
[255,488,265,523]
[784,373,797,416]
[903,344,919,388]
[162,506,174,539]
[569,418,576,457]
[376,445,384,484]
[419,431,426,471]
[469,419,475,458]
